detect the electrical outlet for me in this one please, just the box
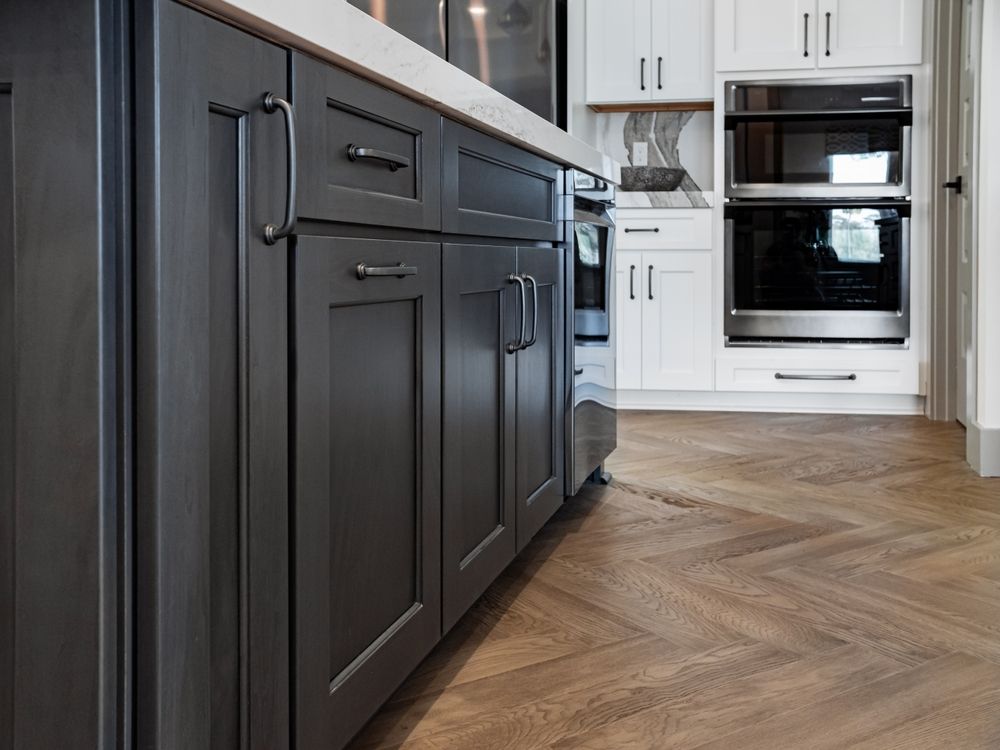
[632,141,648,167]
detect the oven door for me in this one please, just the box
[573,207,615,340]
[725,77,912,199]
[725,200,910,342]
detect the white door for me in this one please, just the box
[716,0,817,72]
[641,252,713,391]
[615,250,643,389]
[817,0,923,68]
[585,0,652,103]
[650,0,713,101]
[957,0,981,425]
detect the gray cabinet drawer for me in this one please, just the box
[442,119,563,241]
[293,53,441,230]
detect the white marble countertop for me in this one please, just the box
[189,0,620,183]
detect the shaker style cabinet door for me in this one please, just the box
[293,237,442,750]
[650,0,714,101]
[134,2,290,748]
[585,0,652,103]
[615,250,644,390]
[817,0,923,68]
[716,0,817,71]
[515,246,566,550]
[442,244,519,631]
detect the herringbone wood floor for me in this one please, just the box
[350,411,1000,749]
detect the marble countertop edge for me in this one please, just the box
[187,0,620,184]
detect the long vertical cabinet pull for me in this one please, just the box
[803,13,810,57]
[825,12,832,56]
[647,265,654,301]
[657,57,663,90]
[629,265,636,300]
[506,273,527,353]
[640,57,646,91]
[262,93,297,244]
[523,274,539,348]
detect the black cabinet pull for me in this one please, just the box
[346,144,411,171]
[506,274,527,354]
[574,367,585,376]
[355,262,418,279]
[657,56,663,89]
[640,57,646,91]
[523,274,539,348]
[262,93,297,245]
[647,265,654,301]
[803,13,810,57]
[624,227,659,233]
[943,176,963,194]
[629,264,636,300]
[825,12,831,56]
[775,372,857,381]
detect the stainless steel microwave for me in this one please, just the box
[724,76,913,200]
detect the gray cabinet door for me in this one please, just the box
[515,246,566,550]
[294,237,442,750]
[134,3,290,748]
[442,244,519,630]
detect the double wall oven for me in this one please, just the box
[724,76,912,345]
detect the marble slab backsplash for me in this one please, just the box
[594,111,713,208]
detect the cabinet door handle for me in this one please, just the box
[803,13,810,57]
[647,265,654,301]
[943,175,963,194]
[262,93,297,245]
[623,227,659,233]
[346,144,411,171]
[355,262,417,279]
[523,274,539,348]
[825,12,831,56]
[574,367,584,376]
[657,56,663,90]
[775,372,857,381]
[629,264,636,300]
[506,274,527,354]
[640,57,646,91]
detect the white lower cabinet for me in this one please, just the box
[616,248,713,391]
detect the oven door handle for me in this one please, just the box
[775,373,857,381]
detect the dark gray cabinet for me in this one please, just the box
[293,236,443,750]
[442,243,566,630]
[134,2,290,748]
[293,53,442,231]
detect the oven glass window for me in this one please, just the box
[574,221,608,312]
[730,205,905,312]
[731,117,903,186]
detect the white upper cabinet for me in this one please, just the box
[586,0,713,104]
[716,0,923,72]
[716,0,814,72]
[817,0,923,68]
[585,0,651,103]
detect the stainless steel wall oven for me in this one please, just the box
[723,76,913,346]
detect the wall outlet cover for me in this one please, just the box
[632,141,648,167]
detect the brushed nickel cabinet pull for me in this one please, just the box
[775,373,857,381]
[355,262,418,279]
[523,274,539,348]
[262,93,297,245]
[506,274,527,354]
[346,144,411,171]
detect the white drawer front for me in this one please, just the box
[616,211,712,250]
[716,355,921,395]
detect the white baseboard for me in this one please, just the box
[616,390,926,415]
[967,420,1000,477]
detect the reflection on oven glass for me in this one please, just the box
[831,152,891,184]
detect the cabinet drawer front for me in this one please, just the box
[716,355,920,394]
[294,236,442,749]
[293,53,441,230]
[443,119,563,241]
[616,211,712,249]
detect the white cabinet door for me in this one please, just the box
[585,0,652,103]
[650,0,713,101]
[641,252,713,391]
[817,0,922,68]
[716,0,817,71]
[615,250,643,389]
